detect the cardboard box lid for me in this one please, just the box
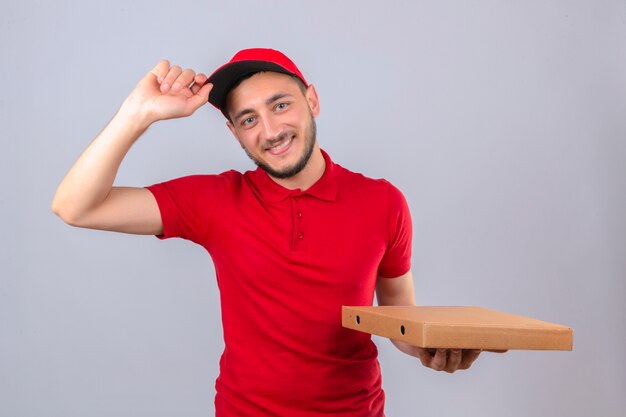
[342,306,573,351]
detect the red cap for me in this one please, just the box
[206,48,309,117]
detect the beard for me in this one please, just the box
[244,115,317,180]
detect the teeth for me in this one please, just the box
[270,137,292,152]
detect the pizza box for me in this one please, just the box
[342,306,573,351]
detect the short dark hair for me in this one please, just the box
[224,71,308,122]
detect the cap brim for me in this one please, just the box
[207,60,296,112]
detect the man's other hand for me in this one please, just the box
[407,346,507,373]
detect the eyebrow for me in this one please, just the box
[232,92,294,122]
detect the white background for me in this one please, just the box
[1,1,625,416]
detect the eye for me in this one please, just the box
[241,116,255,126]
[275,102,288,111]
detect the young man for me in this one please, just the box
[52,49,484,416]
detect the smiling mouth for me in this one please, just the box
[266,134,294,154]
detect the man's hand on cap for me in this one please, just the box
[120,59,213,125]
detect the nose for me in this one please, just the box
[259,114,281,142]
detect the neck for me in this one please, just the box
[269,144,325,191]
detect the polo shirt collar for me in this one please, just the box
[248,149,339,203]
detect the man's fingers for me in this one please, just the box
[190,82,213,106]
[412,347,433,368]
[195,73,208,84]
[190,73,209,94]
[148,61,208,97]
[150,59,171,83]
[161,65,183,93]
[430,349,447,371]
[458,349,481,370]
[171,68,196,92]
[416,348,500,372]
[444,349,462,373]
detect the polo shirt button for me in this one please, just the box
[297,211,302,218]
[298,232,304,239]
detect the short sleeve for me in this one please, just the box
[145,172,240,244]
[377,181,413,278]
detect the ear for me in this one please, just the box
[305,84,320,117]
[226,120,245,148]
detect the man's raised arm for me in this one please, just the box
[51,60,213,235]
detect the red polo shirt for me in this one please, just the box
[146,150,412,417]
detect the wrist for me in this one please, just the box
[117,98,157,131]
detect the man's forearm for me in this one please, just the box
[376,270,416,307]
[375,271,420,355]
[51,106,152,224]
